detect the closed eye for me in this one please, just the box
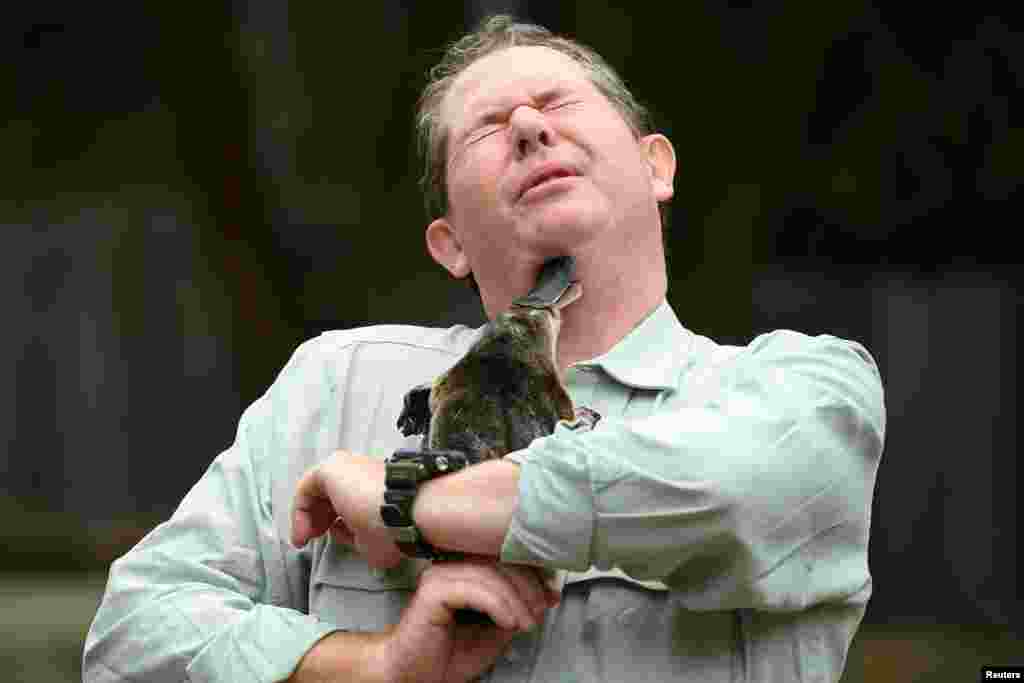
[469,126,504,145]
[467,101,581,145]
[544,100,582,112]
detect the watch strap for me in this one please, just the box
[380,448,475,560]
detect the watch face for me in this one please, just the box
[379,504,408,527]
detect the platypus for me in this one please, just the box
[396,257,599,625]
[397,255,600,461]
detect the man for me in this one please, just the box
[84,15,885,683]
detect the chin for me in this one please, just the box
[520,199,609,251]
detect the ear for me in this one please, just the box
[640,134,676,202]
[426,217,471,278]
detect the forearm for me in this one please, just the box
[426,334,886,612]
[286,630,390,683]
[86,405,330,682]
[412,459,520,558]
[84,529,340,683]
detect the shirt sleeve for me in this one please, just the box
[500,331,886,612]
[83,341,341,683]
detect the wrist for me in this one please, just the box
[381,449,472,560]
[413,459,520,557]
[370,626,400,683]
[286,630,392,683]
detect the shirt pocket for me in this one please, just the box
[309,541,424,632]
[581,578,743,681]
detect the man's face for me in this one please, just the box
[434,45,670,290]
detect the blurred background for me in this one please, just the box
[2,1,1020,680]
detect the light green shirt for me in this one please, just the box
[84,300,885,682]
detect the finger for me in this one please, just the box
[456,619,519,655]
[423,561,537,631]
[439,579,525,632]
[450,620,520,680]
[329,518,355,547]
[458,558,552,620]
[290,468,338,547]
[418,564,513,629]
[538,568,563,607]
[495,564,551,621]
[359,535,406,570]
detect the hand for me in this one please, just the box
[381,557,560,683]
[290,451,404,569]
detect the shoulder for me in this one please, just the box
[279,323,481,376]
[684,328,883,411]
[748,329,869,356]
[301,322,479,356]
[690,328,878,373]
[257,322,483,423]
[744,330,882,386]
[739,329,885,435]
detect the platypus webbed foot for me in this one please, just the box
[397,382,432,437]
[563,406,601,432]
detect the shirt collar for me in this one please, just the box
[570,299,693,393]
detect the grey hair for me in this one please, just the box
[414,14,655,221]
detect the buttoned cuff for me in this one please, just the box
[500,427,596,571]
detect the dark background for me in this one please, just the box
[2,1,1020,680]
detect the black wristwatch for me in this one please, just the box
[379,448,474,559]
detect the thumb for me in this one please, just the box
[290,467,338,547]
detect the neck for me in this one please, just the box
[478,244,667,373]
[553,254,666,371]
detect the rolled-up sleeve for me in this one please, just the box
[501,331,885,611]
[83,343,340,683]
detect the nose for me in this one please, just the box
[510,105,556,159]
